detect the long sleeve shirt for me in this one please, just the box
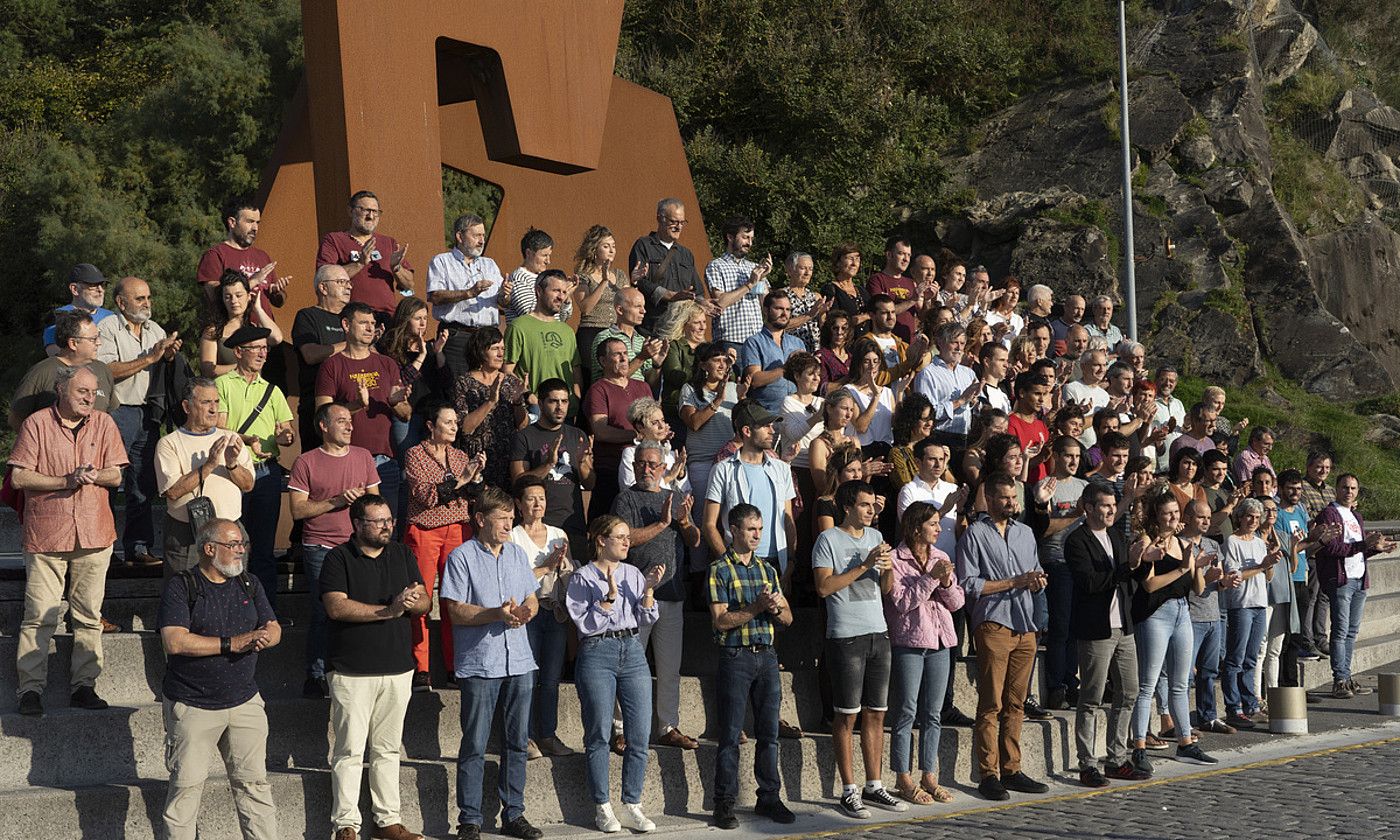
[912,358,977,436]
[884,543,965,650]
[565,562,660,637]
[956,512,1043,633]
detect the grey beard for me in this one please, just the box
[125,309,151,325]
[213,558,245,578]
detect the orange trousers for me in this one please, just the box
[405,521,469,674]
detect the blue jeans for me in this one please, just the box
[888,646,951,775]
[526,611,569,741]
[1191,619,1222,723]
[714,646,782,805]
[1131,598,1193,740]
[302,544,331,678]
[389,415,425,529]
[1223,606,1268,715]
[457,673,532,827]
[575,635,652,805]
[1042,562,1078,693]
[373,454,404,539]
[242,461,283,612]
[112,405,156,560]
[1327,579,1368,683]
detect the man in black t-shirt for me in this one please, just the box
[509,378,595,558]
[157,518,281,840]
[320,495,428,840]
[291,264,351,448]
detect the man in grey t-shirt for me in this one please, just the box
[811,480,901,818]
[1038,436,1089,710]
[1181,500,1237,734]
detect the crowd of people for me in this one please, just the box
[8,193,1395,840]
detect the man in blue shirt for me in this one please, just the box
[42,263,114,354]
[440,487,543,840]
[702,400,798,582]
[1277,470,1317,663]
[739,290,806,413]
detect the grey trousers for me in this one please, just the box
[1076,629,1138,770]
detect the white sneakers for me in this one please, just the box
[596,803,622,833]
[596,802,655,833]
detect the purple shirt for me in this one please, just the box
[565,562,659,636]
[1231,447,1275,486]
[884,543,965,650]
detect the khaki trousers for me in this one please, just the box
[15,546,112,697]
[328,670,414,833]
[162,694,277,840]
[973,622,1038,778]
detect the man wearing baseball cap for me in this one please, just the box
[42,263,115,355]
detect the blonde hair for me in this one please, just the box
[656,299,705,342]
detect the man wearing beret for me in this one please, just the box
[216,325,295,608]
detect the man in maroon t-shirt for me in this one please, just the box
[583,336,655,520]
[1008,372,1053,483]
[315,190,414,319]
[866,234,922,343]
[196,199,288,309]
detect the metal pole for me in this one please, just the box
[1118,0,1137,342]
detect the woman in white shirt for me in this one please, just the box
[842,338,896,452]
[1219,498,1281,729]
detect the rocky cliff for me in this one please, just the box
[927,0,1400,402]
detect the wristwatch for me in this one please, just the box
[220,636,231,655]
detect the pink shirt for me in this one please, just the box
[883,542,965,650]
[9,407,127,553]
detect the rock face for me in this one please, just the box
[924,0,1400,399]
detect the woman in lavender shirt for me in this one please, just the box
[566,515,664,833]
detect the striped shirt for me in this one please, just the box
[708,550,780,647]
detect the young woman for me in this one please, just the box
[566,515,664,834]
[573,225,640,380]
[807,391,892,498]
[889,393,936,491]
[1128,489,1218,773]
[1259,497,1301,699]
[781,352,827,484]
[962,316,993,369]
[200,269,283,378]
[959,408,1009,486]
[678,343,743,503]
[812,442,867,536]
[402,402,484,690]
[452,326,528,490]
[842,338,897,453]
[884,501,963,805]
[1166,448,1207,520]
[818,310,853,391]
[1220,498,1281,728]
[511,475,576,759]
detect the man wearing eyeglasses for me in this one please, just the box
[316,189,414,319]
[320,495,429,840]
[10,309,116,429]
[628,197,716,332]
[216,325,295,610]
[41,262,115,355]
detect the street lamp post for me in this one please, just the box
[1118,0,1137,342]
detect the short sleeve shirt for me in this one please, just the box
[96,312,167,407]
[196,242,280,311]
[314,352,401,456]
[291,306,346,405]
[440,539,539,678]
[427,248,503,327]
[11,357,116,420]
[316,231,412,315]
[215,371,294,461]
[158,571,275,710]
[320,541,424,675]
[739,328,805,412]
[510,423,588,534]
[9,408,128,553]
[583,378,654,471]
[812,526,888,638]
[287,446,382,546]
[504,315,579,393]
[154,427,254,523]
[867,271,920,342]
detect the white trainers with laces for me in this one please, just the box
[620,803,655,833]
[596,803,622,833]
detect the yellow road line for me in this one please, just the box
[781,735,1400,839]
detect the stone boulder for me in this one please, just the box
[1255,10,1319,85]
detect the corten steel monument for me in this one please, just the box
[254,0,710,326]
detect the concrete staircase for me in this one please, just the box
[3,554,1399,839]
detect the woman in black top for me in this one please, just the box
[827,242,870,330]
[1127,487,1217,773]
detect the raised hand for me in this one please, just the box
[337,485,368,508]
[736,371,753,401]
[433,328,451,355]
[1033,476,1058,504]
[223,434,244,468]
[644,563,666,590]
[677,493,694,523]
[391,243,409,271]
[631,261,649,284]
[660,491,675,527]
[357,381,371,409]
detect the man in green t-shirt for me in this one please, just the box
[505,269,581,406]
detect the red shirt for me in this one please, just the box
[314,352,402,456]
[867,271,920,342]
[316,231,412,315]
[582,378,654,471]
[9,407,128,553]
[287,445,382,547]
[1008,413,1051,482]
[197,242,281,308]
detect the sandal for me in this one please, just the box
[921,783,954,803]
[895,785,933,806]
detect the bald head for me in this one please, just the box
[616,287,646,328]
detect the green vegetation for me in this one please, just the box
[1267,124,1366,235]
[1175,374,1400,518]
[1043,199,1122,269]
[1309,0,1400,109]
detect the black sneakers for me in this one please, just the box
[1079,767,1109,788]
[17,691,42,716]
[1001,772,1049,794]
[977,776,1010,801]
[755,798,796,824]
[1104,761,1151,781]
[70,686,108,710]
[837,789,871,818]
[861,786,908,812]
[713,801,738,830]
[1130,747,1154,777]
[303,676,329,699]
[1176,742,1219,765]
[500,816,542,840]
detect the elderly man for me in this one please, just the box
[216,325,295,606]
[157,517,281,840]
[428,213,504,378]
[292,265,351,448]
[97,276,182,565]
[316,190,414,319]
[197,198,288,310]
[11,366,127,716]
[630,197,714,331]
[1085,295,1124,349]
[42,263,115,354]
[1063,349,1110,449]
[706,216,773,351]
[155,378,255,577]
[589,287,666,385]
[1050,294,1085,345]
[611,441,703,751]
[12,310,117,428]
[1025,284,1054,326]
[913,321,982,452]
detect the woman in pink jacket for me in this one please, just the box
[883,500,965,805]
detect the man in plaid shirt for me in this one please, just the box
[705,217,773,350]
[707,504,794,829]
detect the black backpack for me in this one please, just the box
[179,568,259,614]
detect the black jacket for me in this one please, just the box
[1065,522,1138,641]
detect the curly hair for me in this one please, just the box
[892,392,934,447]
[572,224,616,277]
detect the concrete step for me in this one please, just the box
[1358,592,1400,642]
[1362,556,1400,598]
[0,721,1083,839]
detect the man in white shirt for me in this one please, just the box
[896,439,965,556]
[1062,349,1110,448]
[1084,296,1124,349]
[1151,366,1186,471]
[427,214,504,378]
[913,321,982,451]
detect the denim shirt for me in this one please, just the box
[440,538,539,678]
[956,512,1043,633]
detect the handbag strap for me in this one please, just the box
[236,383,275,436]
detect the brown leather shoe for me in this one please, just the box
[101,617,120,633]
[371,824,423,840]
[131,551,163,566]
[657,728,699,749]
[778,718,803,739]
[611,732,627,755]
[334,828,357,840]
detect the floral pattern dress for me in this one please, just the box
[452,370,525,490]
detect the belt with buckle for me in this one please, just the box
[590,628,639,640]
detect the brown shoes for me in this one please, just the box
[101,617,120,633]
[611,732,627,755]
[657,728,699,749]
[778,719,803,739]
[371,824,423,840]
[334,829,357,840]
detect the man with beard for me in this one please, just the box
[197,198,289,310]
[97,276,183,565]
[41,262,115,354]
[317,190,414,320]
[505,269,582,405]
[321,495,429,840]
[157,517,281,840]
[740,290,807,414]
[428,213,505,378]
[705,216,773,351]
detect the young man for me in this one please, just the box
[440,487,544,840]
[321,495,429,840]
[1007,373,1052,482]
[197,198,287,310]
[708,504,796,829]
[504,269,583,406]
[867,236,924,342]
[1298,453,1336,658]
[510,378,596,558]
[701,400,798,583]
[864,294,930,386]
[1064,481,1147,786]
[705,216,773,350]
[1038,436,1089,710]
[739,290,807,413]
[1179,500,1236,736]
[957,472,1051,801]
[812,480,904,818]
